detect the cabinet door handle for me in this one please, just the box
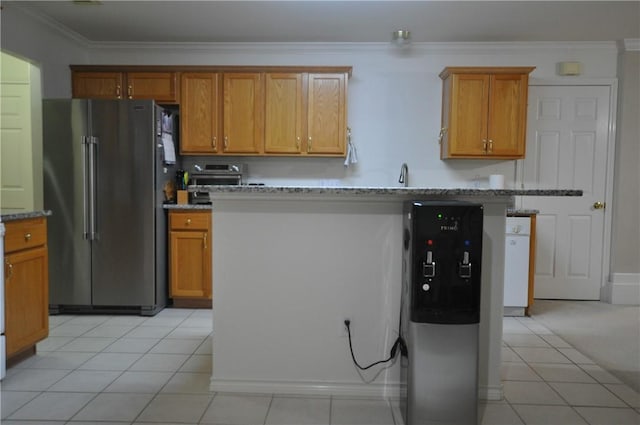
[224,136,229,150]
[203,233,207,250]
[482,139,487,153]
[308,136,312,152]
[116,85,122,99]
[488,139,494,153]
[186,218,192,225]
[296,136,301,150]
[127,85,133,99]
[438,128,447,145]
[212,137,217,149]
[5,258,12,280]
[24,232,32,241]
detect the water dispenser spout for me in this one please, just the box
[398,163,409,187]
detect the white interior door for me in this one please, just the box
[519,84,612,300]
[0,53,34,213]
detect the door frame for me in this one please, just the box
[515,78,618,301]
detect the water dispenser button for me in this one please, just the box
[423,261,436,277]
[459,262,472,278]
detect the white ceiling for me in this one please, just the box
[6,1,640,44]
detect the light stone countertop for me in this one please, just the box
[163,203,213,210]
[190,185,582,198]
[507,209,540,216]
[1,210,53,222]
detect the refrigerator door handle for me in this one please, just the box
[82,136,90,239]
[88,136,98,240]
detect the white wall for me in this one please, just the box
[93,42,618,190]
[0,4,88,98]
[3,5,635,289]
[612,47,640,274]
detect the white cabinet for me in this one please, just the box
[504,217,531,316]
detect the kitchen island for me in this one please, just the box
[194,186,580,401]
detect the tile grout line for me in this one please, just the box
[506,315,637,421]
[524,315,637,411]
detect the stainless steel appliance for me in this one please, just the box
[189,163,246,204]
[43,99,178,315]
[400,201,483,425]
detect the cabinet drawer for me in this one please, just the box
[5,217,47,253]
[169,211,210,230]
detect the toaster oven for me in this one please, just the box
[189,163,246,204]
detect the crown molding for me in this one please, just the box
[87,40,618,54]
[9,3,91,48]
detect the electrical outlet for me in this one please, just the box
[340,318,351,337]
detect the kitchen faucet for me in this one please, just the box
[398,163,409,187]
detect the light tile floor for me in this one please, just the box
[1,309,639,425]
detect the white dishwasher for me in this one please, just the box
[503,217,531,316]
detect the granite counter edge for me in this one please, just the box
[189,185,582,197]
[1,210,53,222]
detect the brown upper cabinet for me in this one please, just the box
[180,71,265,156]
[306,73,348,155]
[180,72,221,154]
[265,72,348,156]
[265,73,304,154]
[71,65,351,157]
[222,72,264,154]
[439,66,535,159]
[71,67,179,104]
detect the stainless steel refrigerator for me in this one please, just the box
[43,99,178,315]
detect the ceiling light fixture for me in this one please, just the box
[391,30,411,47]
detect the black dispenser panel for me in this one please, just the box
[404,201,483,324]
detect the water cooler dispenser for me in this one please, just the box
[400,201,483,425]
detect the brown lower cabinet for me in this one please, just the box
[168,210,212,308]
[4,216,49,363]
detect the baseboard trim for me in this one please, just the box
[210,378,401,399]
[602,273,640,305]
[479,384,504,401]
[210,378,503,401]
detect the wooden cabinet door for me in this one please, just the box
[169,230,211,299]
[72,71,124,99]
[487,73,528,158]
[264,73,304,154]
[306,73,347,155]
[5,246,49,357]
[223,73,264,154]
[180,72,220,154]
[447,73,490,157]
[126,72,178,103]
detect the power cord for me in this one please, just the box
[344,319,406,371]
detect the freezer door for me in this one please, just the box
[90,100,156,306]
[43,99,92,306]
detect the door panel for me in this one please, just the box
[568,215,591,278]
[265,73,303,154]
[520,85,610,300]
[449,74,488,156]
[90,100,155,306]
[223,73,263,154]
[43,100,92,306]
[488,74,527,157]
[307,73,346,155]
